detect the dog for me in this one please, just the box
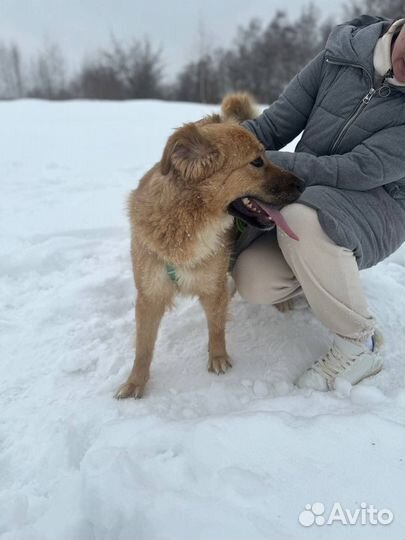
[115,93,304,399]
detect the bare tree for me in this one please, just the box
[195,18,216,103]
[101,36,164,99]
[219,7,325,103]
[29,42,67,99]
[72,56,125,99]
[0,42,24,99]
[225,19,264,98]
[175,52,223,103]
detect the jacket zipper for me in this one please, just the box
[325,56,378,154]
[330,87,377,153]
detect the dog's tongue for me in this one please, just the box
[254,200,299,241]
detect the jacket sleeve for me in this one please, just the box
[242,50,325,150]
[265,124,405,191]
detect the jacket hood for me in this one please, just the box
[325,15,392,77]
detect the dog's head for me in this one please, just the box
[160,94,304,236]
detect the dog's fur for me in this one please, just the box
[115,93,302,399]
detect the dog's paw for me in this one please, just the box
[208,354,232,375]
[114,380,146,399]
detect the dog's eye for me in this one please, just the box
[250,157,264,168]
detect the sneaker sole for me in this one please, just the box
[330,365,384,390]
[351,365,384,386]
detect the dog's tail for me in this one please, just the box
[221,92,258,123]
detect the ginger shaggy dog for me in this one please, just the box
[116,94,303,399]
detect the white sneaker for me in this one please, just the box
[297,330,384,391]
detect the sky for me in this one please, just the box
[0,0,346,78]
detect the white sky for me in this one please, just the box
[0,0,346,78]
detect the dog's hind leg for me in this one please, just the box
[199,288,232,375]
[115,292,170,399]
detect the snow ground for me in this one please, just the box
[1,100,404,540]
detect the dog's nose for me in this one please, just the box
[296,177,305,193]
[287,174,305,193]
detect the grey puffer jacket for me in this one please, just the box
[241,15,405,269]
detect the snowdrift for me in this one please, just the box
[1,100,404,540]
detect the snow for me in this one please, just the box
[1,99,404,540]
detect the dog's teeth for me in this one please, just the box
[242,197,250,204]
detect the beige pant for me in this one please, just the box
[232,203,375,340]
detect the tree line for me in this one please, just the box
[0,0,403,103]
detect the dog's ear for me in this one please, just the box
[221,93,258,123]
[160,123,224,181]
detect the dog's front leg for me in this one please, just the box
[199,288,232,375]
[115,292,168,399]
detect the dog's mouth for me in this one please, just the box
[228,196,299,240]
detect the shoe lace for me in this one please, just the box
[312,344,358,381]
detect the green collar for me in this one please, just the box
[165,263,179,283]
[235,217,248,236]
